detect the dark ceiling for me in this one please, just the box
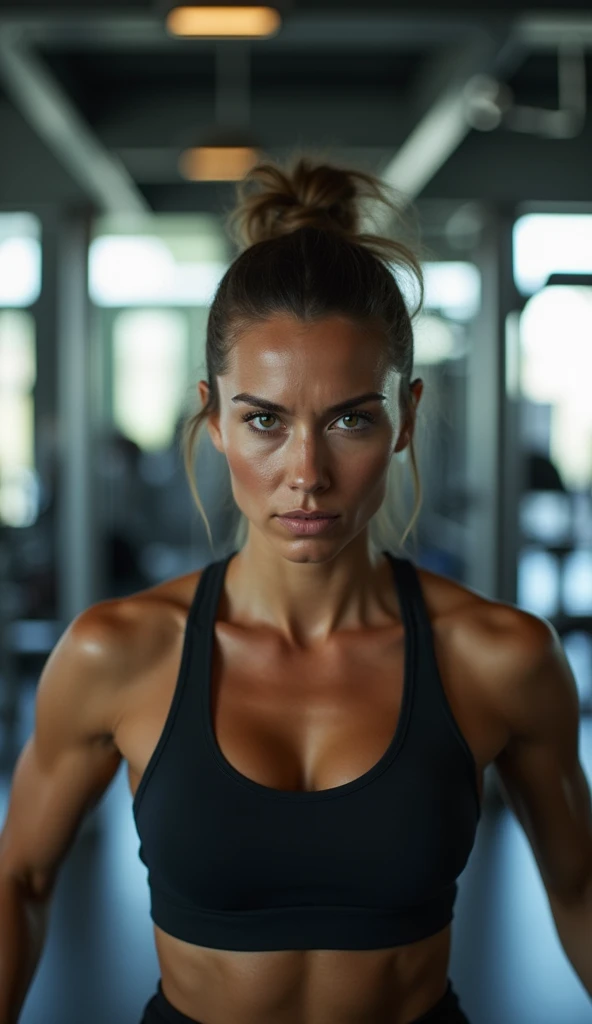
[0,1,591,216]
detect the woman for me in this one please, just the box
[1,155,591,1024]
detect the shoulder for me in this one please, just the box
[416,561,553,651]
[416,563,558,730]
[69,569,204,733]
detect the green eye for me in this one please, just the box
[241,410,376,435]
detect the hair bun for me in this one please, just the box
[228,154,376,249]
[225,150,425,319]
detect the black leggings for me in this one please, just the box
[139,977,471,1023]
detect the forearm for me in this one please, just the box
[0,873,51,1024]
[548,872,592,1000]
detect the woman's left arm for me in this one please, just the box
[492,612,592,998]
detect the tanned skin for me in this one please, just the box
[1,315,591,1023]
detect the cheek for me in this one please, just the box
[225,448,277,490]
[345,446,393,490]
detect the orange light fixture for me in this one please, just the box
[166,6,281,38]
[179,146,261,181]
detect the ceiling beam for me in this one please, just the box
[0,28,150,213]
[374,27,524,220]
[1,8,591,53]
[0,13,484,51]
[509,14,592,46]
[378,11,592,213]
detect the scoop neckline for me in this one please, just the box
[199,549,416,802]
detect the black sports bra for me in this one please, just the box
[133,550,481,950]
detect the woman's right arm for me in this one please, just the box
[0,605,126,1024]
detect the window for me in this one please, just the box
[112,309,189,451]
[0,213,41,307]
[0,311,37,526]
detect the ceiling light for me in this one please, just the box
[166,6,281,38]
[179,145,261,181]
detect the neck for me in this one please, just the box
[225,535,397,649]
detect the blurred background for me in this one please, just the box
[0,1,591,1022]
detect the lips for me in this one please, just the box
[280,514,337,519]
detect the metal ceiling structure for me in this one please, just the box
[0,1,590,214]
[0,2,590,631]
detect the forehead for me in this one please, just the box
[226,314,389,382]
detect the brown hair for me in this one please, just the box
[181,151,427,559]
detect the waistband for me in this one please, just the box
[411,978,469,1022]
[141,977,470,1024]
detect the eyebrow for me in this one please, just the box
[231,392,386,416]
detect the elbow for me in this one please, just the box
[0,864,56,905]
[547,854,592,908]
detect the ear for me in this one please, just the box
[393,425,411,455]
[197,381,224,453]
[393,378,423,454]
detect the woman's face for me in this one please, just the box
[198,314,422,546]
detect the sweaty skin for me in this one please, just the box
[112,550,512,1024]
[113,313,590,1020]
[3,314,589,1022]
[109,314,558,1023]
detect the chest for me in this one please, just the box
[208,624,410,794]
[119,611,496,808]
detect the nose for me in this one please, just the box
[286,430,331,492]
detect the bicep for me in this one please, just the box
[0,610,123,899]
[493,616,592,901]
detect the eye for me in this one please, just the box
[241,409,376,435]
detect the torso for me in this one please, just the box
[109,553,514,1024]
